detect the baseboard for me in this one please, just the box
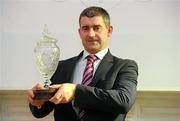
[0,90,180,121]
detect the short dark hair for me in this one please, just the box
[79,6,111,28]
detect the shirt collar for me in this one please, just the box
[82,48,108,61]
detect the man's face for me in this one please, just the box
[79,16,113,54]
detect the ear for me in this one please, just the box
[107,26,113,37]
[78,28,81,36]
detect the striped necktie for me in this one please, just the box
[82,54,97,85]
[79,54,97,120]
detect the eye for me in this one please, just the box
[93,26,101,31]
[82,26,89,31]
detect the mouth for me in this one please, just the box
[87,40,95,42]
[87,38,95,41]
[86,38,98,42]
[86,40,96,44]
[85,37,98,45]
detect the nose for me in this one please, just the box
[88,28,95,37]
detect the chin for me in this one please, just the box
[86,49,99,54]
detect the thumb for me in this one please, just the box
[49,84,62,89]
[49,84,62,93]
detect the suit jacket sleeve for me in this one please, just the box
[74,58,138,114]
[29,101,55,118]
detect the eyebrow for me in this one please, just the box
[81,24,102,28]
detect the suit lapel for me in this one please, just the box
[90,51,113,86]
[66,60,76,83]
[66,52,83,83]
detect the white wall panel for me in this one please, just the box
[0,0,180,90]
[178,2,180,87]
[0,0,2,86]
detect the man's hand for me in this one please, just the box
[27,83,45,107]
[49,83,77,104]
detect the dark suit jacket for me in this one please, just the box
[30,51,138,121]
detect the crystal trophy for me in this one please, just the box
[33,24,60,100]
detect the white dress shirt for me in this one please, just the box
[72,48,108,85]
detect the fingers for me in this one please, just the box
[28,83,76,105]
[36,83,45,90]
[27,90,34,104]
[27,83,45,107]
[49,93,68,104]
[28,83,42,102]
[49,86,62,104]
[49,83,77,104]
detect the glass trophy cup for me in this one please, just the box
[33,24,60,100]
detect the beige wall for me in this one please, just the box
[0,90,180,121]
[0,90,53,121]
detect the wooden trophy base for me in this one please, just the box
[34,89,56,101]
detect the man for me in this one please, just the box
[27,6,138,121]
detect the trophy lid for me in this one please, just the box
[37,24,58,45]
